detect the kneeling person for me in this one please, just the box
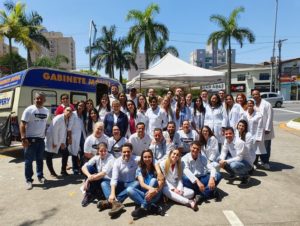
[182,141,222,204]
[98,143,139,217]
[81,142,114,207]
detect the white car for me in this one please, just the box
[260,92,284,108]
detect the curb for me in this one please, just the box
[287,120,300,130]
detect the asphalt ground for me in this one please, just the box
[1,123,300,226]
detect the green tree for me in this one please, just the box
[207,6,255,94]
[0,1,31,72]
[86,25,119,78]
[126,3,169,69]
[151,38,179,62]
[79,69,99,76]
[115,38,137,84]
[21,11,49,68]
[0,52,27,75]
[33,55,69,70]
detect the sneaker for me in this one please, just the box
[240,176,250,185]
[148,204,165,216]
[249,167,255,175]
[81,193,93,207]
[26,181,33,190]
[97,200,112,211]
[131,207,148,219]
[213,189,221,202]
[108,201,125,217]
[38,177,46,184]
[262,163,270,170]
[195,194,205,205]
[228,174,236,180]
[50,171,58,178]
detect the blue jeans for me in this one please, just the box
[85,165,109,196]
[127,178,162,208]
[182,173,222,199]
[224,160,252,177]
[101,180,139,202]
[24,139,45,182]
[260,140,271,164]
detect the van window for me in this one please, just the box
[70,92,87,105]
[32,89,57,107]
[0,90,14,110]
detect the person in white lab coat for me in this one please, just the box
[199,126,219,165]
[69,101,87,174]
[241,100,266,167]
[222,94,243,130]
[45,107,72,177]
[204,94,224,149]
[252,90,274,170]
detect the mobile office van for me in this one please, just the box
[0,68,122,146]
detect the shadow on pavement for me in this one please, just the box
[34,175,84,189]
[268,161,294,172]
[19,207,58,226]
[251,170,268,177]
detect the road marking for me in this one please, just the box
[223,210,244,226]
[274,108,300,115]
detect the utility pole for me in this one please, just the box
[270,0,279,92]
[277,39,288,94]
[89,20,97,71]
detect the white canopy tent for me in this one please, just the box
[127,53,225,89]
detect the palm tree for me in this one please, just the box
[115,38,137,84]
[151,38,179,62]
[21,11,49,68]
[0,1,31,72]
[207,6,255,94]
[126,3,169,69]
[86,25,119,78]
[33,55,69,70]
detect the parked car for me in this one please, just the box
[260,92,284,108]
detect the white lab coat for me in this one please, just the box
[222,103,243,129]
[45,114,68,154]
[204,105,224,143]
[69,111,86,156]
[241,110,266,155]
[254,99,274,141]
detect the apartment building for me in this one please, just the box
[30,31,76,70]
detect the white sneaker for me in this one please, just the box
[262,163,270,170]
[26,181,33,190]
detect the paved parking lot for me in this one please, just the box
[1,123,300,226]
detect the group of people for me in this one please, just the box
[20,85,274,219]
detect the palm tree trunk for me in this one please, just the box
[8,38,13,73]
[119,68,123,84]
[145,40,149,69]
[227,38,232,95]
[27,49,32,68]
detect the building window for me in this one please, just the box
[237,74,246,81]
[259,73,270,80]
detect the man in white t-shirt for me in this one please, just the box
[84,122,108,160]
[20,92,49,190]
[128,122,151,156]
[177,120,199,155]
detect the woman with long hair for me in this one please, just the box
[96,94,111,121]
[86,108,100,136]
[161,96,174,123]
[223,94,243,130]
[159,149,198,211]
[127,149,164,218]
[191,97,206,133]
[199,126,219,164]
[137,94,149,131]
[173,95,191,130]
[236,120,256,167]
[118,92,128,113]
[204,94,224,148]
[126,100,138,137]
[236,93,248,111]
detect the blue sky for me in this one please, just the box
[1,0,299,77]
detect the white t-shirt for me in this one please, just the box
[84,134,109,156]
[84,153,115,179]
[107,136,127,158]
[128,133,151,156]
[177,129,199,154]
[21,105,49,138]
